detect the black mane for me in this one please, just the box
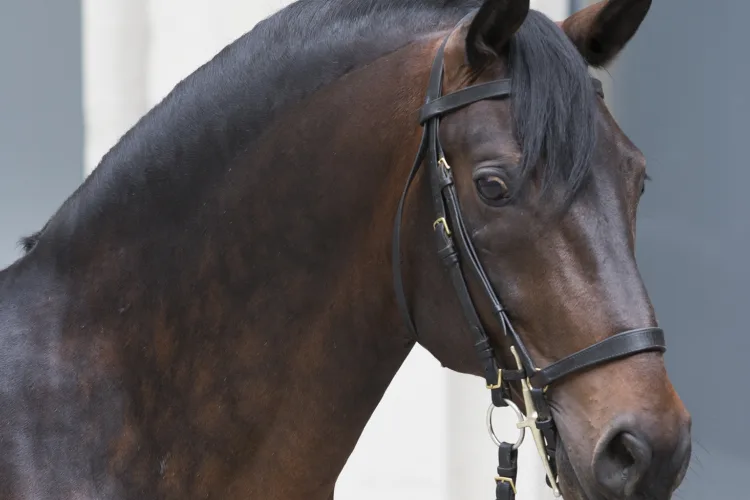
[22,1,596,253]
[508,10,597,203]
[24,0,483,253]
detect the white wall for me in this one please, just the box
[81,2,568,498]
[82,0,149,175]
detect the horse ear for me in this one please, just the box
[465,0,530,70]
[560,0,652,67]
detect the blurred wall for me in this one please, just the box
[0,0,83,269]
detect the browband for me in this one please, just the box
[419,76,604,124]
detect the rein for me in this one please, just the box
[391,14,666,499]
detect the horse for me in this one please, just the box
[0,0,691,498]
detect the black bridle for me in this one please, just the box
[391,15,666,500]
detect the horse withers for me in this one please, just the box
[0,0,690,498]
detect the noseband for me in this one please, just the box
[391,14,666,500]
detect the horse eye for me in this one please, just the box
[475,175,509,202]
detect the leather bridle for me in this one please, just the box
[391,13,667,500]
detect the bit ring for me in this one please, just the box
[486,400,526,450]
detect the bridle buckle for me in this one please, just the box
[495,476,517,495]
[432,217,451,236]
[486,368,503,390]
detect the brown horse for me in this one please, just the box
[0,0,690,499]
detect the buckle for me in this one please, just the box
[432,217,451,236]
[486,368,503,390]
[495,476,517,495]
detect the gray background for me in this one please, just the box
[601,0,748,498]
[1,0,746,498]
[0,0,83,268]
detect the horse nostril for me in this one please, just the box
[594,431,652,497]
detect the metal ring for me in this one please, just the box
[486,400,526,450]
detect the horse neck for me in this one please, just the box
[16,38,440,499]
[205,42,438,489]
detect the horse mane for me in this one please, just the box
[21,1,596,253]
[20,0,483,253]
